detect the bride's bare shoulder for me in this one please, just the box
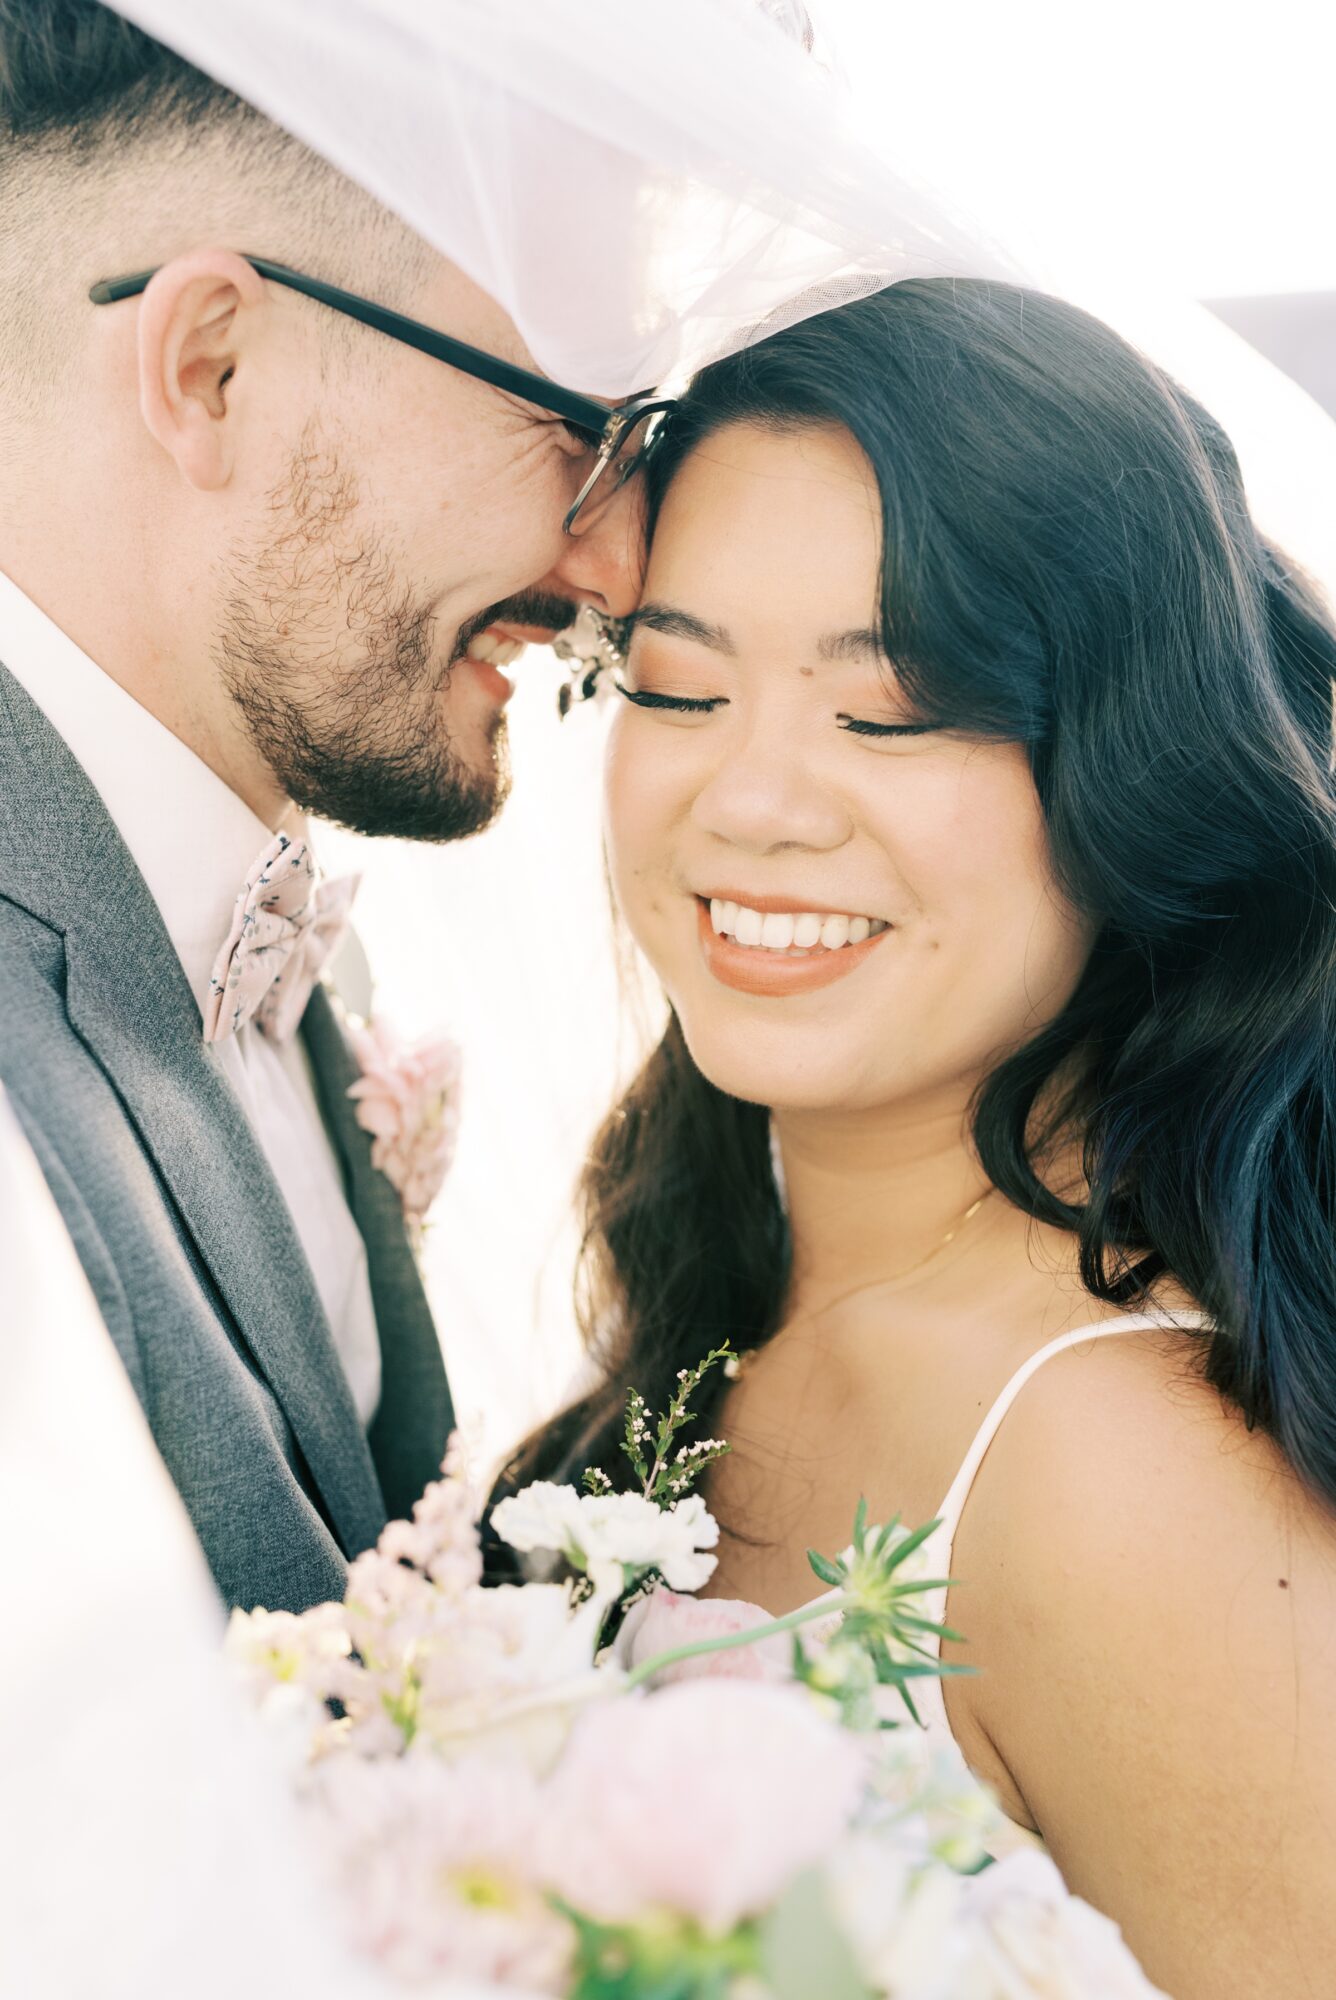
[964,1309,1335,1651]
[952,1316,1336,1996]
[975,1311,1314,1548]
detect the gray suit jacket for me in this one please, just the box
[0,663,453,1612]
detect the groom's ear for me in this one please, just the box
[135,249,268,493]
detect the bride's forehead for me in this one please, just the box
[662,418,874,501]
[647,429,881,602]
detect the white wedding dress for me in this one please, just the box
[805,1309,1215,1858]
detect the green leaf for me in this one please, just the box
[757,1870,873,2000]
[883,1658,974,1681]
[805,1548,845,1588]
[870,1511,904,1555]
[891,1612,956,1636]
[879,1517,942,1567]
[561,1906,759,2000]
[852,1495,869,1552]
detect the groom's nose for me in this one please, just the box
[544,475,646,617]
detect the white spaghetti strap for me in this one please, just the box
[869,1306,1214,1832]
[799,1309,1214,1636]
[933,1310,1215,1542]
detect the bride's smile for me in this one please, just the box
[695,892,891,997]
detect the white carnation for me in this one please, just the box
[492,1482,719,1596]
[489,1481,586,1558]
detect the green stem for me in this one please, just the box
[624,1592,851,1691]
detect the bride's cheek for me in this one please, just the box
[601,716,645,856]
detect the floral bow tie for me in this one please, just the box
[203,827,360,1045]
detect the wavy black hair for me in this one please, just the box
[501,279,1336,1521]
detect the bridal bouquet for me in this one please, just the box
[227,1351,1164,1999]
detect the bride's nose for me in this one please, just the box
[690,730,853,856]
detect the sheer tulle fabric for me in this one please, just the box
[108,0,1016,396]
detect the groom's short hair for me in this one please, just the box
[0,0,432,414]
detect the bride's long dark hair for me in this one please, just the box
[501,279,1336,1517]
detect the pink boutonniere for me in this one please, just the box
[346,1018,461,1234]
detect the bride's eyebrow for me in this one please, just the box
[819,627,884,660]
[624,603,736,653]
[626,605,885,661]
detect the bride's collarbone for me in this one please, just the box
[712,1287,1050,1499]
[704,1307,1018,1610]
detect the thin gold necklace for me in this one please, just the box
[724,1186,996,1382]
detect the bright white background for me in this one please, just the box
[325,1,1336,1471]
[820,0,1336,300]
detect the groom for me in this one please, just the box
[0,3,640,1611]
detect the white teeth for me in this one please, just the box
[466,630,526,667]
[706,900,889,954]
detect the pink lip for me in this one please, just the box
[463,653,516,706]
[695,898,889,998]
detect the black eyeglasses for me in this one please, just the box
[89,253,675,534]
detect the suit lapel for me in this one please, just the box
[301,985,454,1521]
[0,667,387,1559]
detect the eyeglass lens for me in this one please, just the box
[567,407,665,535]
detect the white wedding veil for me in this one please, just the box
[106,0,1335,572]
[107,0,1018,396]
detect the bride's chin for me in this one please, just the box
[671,1015,856,1115]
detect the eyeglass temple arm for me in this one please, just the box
[89,255,630,436]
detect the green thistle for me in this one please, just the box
[804,1499,971,1724]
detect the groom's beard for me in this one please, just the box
[214,436,528,843]
[219,575,506,843]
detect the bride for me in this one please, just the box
[507,277,1336,1996]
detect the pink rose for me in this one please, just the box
[542,1680,866,1933]
[621,1588,792,1688]
[347,1017,461,1227]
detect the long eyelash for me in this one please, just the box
[615,684,725,714]
[837,716,936,738]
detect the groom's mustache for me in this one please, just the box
[450,591,582,665]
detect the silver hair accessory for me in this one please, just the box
[553,606,629,718]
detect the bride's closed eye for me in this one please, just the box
[613,678,935,738]
[837,714,937,739]
[614,681,724,716]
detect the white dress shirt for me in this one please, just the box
[0,566,381,1426]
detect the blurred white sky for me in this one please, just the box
[820,0,1335,299]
